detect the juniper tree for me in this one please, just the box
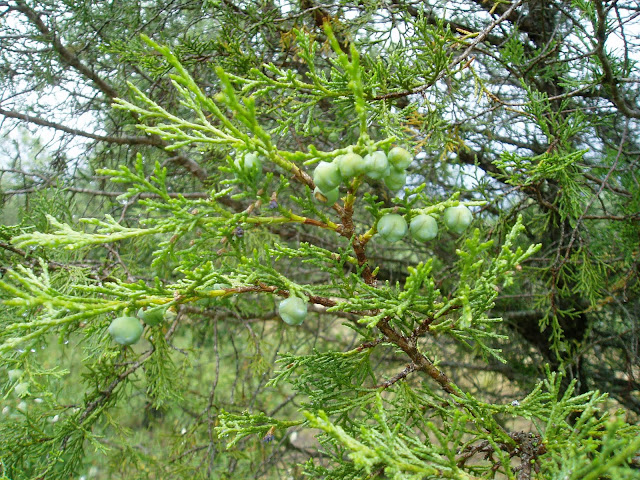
[1,1,639,479]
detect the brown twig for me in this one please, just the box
[374,362,417,389]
